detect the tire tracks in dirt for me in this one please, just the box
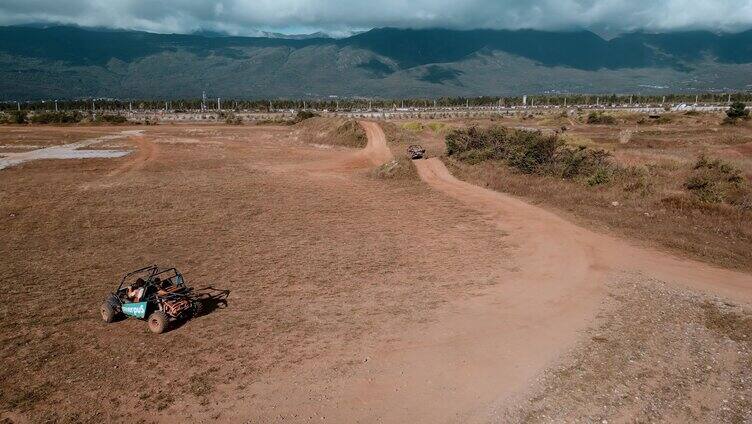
[216,121,751,423]
[107,134,158,177]
[222,122,605,423]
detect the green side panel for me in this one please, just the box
[122,302,147,319]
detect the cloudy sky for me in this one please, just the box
[1,0,752,36]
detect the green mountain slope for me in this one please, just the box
[1,26,752,99]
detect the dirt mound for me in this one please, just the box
[295,117,367,148]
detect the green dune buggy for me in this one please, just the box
[100,265,202,333]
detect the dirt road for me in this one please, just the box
[226,121,752,422]
[415,157,752,303]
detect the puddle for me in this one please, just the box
[0,130,142,171]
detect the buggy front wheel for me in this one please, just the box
[100,302,116,323]
[148,311,168,334]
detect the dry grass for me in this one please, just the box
[502,277,752,423]
[438,111,752,272]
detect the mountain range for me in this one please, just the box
[1,25,752,99]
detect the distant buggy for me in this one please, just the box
[407,145,426,159]
[100,265,202,334]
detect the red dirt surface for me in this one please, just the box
[1,121,751,423]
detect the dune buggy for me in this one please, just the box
[100,265,202,334]
[407,144,426,159]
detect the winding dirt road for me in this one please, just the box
[242,120,752,423]
[315,121,752,422]
[415,157,752,304]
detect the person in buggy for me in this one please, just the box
[100,266,202,334]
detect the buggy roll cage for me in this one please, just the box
[115,265,187,292]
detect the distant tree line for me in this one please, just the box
[2,93,751,112]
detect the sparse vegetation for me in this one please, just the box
[30,111,84,124]
[684,155,749,206]
[223,112,242,125]
[294,110,319,122]
[726,101,750,120]
[586,112,616,125]
[3,110,28,124]
[446,126,613,183]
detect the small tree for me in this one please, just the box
[726,101,749,120]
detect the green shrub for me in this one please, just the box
[30,111,83,124]
[95,114,128,124]
[587,167,612,186]
[446,125,613,180]
[4,110,28,124]
[294,110,319,122]
[556,145,612,179]
[586,112,616,125]
[726,101,749,120]
[684,155,747,204]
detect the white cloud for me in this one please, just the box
[1,0,752,35]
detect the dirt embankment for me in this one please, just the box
[295,117,367,148]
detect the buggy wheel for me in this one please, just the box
[100,302,116,323]
[192,300,204,318]
[148,311,168,334]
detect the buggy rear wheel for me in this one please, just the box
[148,311,168,334]
[192,300,204,318]
[100,302,116,323]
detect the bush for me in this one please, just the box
[587,112,616,125]
[684,155,747,204]
[294,110,319,122]
[223,112,242,125]
[3,110,28,124]
[556,145,612,179]
[726,101,749,120]
[30,111,83,124]
[446,125,613,180]
[95,114,128,124]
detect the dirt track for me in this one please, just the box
[229,122,752,422]
[416,157,752,303]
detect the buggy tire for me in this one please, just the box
[148,311,168,334]
[100,302,116,323]
[192,300,204,318]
